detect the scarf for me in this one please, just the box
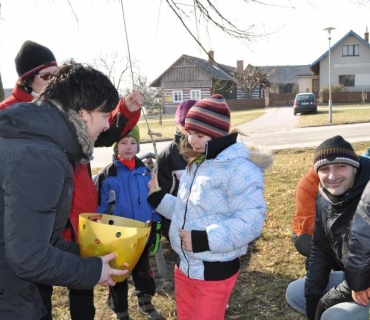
[117,155,136,171]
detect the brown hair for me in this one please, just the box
[180,128,246,170]
[16,76,35,94]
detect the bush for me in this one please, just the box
[321,84,347,93]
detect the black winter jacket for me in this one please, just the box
[345,178,370,291]
[305,156,370,320]
[156,130,187,196]
[0,101,102,320]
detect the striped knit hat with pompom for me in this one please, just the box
[313,135,359,173]
[184,94,230,139]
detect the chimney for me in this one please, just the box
[237,60,244,74]
[208,50,215,64]
[365,26,369,42]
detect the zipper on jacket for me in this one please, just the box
[137,170,150,206]
[181,161,203,277]
[116,112,120,128]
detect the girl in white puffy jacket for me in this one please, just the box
[147,94,273,320]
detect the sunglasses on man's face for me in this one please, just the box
[35,73,55,81]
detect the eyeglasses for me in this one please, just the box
[35,73,55,81]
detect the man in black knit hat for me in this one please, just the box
[286,135,370,320]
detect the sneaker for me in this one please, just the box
[137,294,161,319]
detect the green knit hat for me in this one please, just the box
[113,125,140,154]
[125,125,140,144]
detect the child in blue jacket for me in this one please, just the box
[94,126,161,320]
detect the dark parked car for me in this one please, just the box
[293,93,317,115]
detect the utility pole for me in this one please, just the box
[324,27,336,123]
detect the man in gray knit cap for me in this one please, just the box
[286,135,370,320]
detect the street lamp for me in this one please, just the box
[324,27,335,123]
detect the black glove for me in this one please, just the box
[293,233,312,257]
[314,281,352,320]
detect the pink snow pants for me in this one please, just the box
[174,265,239,320]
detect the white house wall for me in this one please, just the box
[163,87,211,103]
[320,34,370,92]
[298,77,313,93]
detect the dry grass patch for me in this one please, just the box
[298,105,370,127]
[138,110,265,141]
[52,141,370,319]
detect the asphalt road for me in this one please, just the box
[91,107,370,169]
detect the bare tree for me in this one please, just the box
[122,73,161,109]
[0,0,309,99]
[164,0,262,43]
[79,0,294,80]
[237,64,269,98]
[92,51,161,112]
[93,52,131,95]
[163,0,289,77]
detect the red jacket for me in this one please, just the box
[61,164,98,242]
[62,98,141,242]
[0,85,33,110]
[292,167,320,236]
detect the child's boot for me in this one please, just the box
[116,310,131,320]
[137,294,160,319]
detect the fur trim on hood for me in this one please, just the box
[246,144,274,171]
[47,99,94,161]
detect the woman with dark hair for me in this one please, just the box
[0,59,130,320]
[45,62,142,320]
[0,41,142,320]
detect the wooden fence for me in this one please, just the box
[269,93,296,106]
[163,91,370,114]
[322,91,370,103]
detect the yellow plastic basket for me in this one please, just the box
[78,213,151,282]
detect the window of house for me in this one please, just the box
[339,74,355,86]
[172,91,183,102]
[342,44,359,56]
[279,84,293,93]
[190,90,201,100]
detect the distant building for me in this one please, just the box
[309,28,370,94]
[258,65,313,95]
[150,51,305,113]
[150,51,239,113]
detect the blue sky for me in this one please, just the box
[1,0,370,89]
